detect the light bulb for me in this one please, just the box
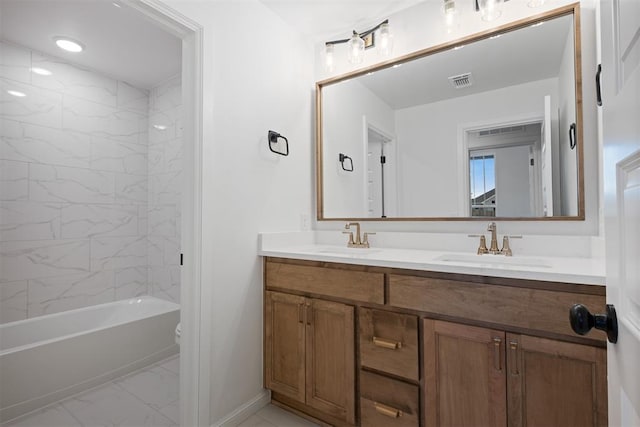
[443,0,458,32]
[478,0,503,22]
[325,43,335,72]
[347,32,364,64]
[377,23,393,57]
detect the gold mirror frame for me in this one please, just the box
[316,3,584,222]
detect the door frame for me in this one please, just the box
[457,113,543,217]
[362,116,397,217]
[121,1,207,426]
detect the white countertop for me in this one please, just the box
[258,232,606,286]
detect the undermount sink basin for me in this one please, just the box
[435,253,552,268]
[315,247,382,255]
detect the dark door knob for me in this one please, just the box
[569,304,618,344]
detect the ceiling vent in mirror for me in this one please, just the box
[478,125,526,137]
[449,72,473,89]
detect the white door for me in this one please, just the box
[601,0,640,425]
[541,95,554,216]
[367,137,382,218]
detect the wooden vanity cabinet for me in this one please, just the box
[264,258,607,427]
[264,291,356,425]
[423,319,607,427]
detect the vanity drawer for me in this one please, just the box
[359,308,418,381]
[360,371,419,427]
[265,261,384,304]
[388,274,606,339]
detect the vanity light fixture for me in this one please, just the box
[7,90,26,97]
[324,20,392,70]
[31,67,52,76]
[54,37,84,53]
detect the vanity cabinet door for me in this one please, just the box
[423,319,507,427]
[264,291,306,403]
[506,333,607,427]
[306,298,356,424]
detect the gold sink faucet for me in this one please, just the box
[470,222,521,256]
[343,222,375,248]
[487,222,500,254]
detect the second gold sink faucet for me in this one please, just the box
[474,222,519,256]
[343,222,375,248]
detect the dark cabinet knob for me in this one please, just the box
[569,304,618,344]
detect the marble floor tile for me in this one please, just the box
[114,364,179,411]
[237,414,278,427]
[61,382,176,427]
[256,405,320,427]
[158,355,179,374]
[4,403,82,427]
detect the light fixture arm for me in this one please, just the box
[325,19,389,46]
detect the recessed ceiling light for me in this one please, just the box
[54,37,84,53]
[153,124,168,131]
[7,90,26,97]
[31,67,52,76]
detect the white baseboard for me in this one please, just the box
[212,389,271,427]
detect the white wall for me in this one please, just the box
[156,1,314,424]
[314,0,600,237]
[395,78,558,217]
[323,79,395,217]
[0,41,152,323]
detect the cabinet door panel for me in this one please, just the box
[264,291,306,403]
[424,319,507,427]
[507,334,607,427]
[306,299,355,424]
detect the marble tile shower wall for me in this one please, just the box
[147,76,182,304]
[0,41,159,324]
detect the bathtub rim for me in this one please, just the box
[0,296,180,356]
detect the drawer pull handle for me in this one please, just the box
[374,402,402,418]
[373,336,402,350]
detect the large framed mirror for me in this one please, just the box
[316,4,584,221]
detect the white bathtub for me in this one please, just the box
[0,296,179,423]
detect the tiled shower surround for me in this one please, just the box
[0,41,182,324]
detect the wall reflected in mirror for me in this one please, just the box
[318,7,583,220]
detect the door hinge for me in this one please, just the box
[530,158,534,166]
[380,155,386,164]
[180,253,183,266]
